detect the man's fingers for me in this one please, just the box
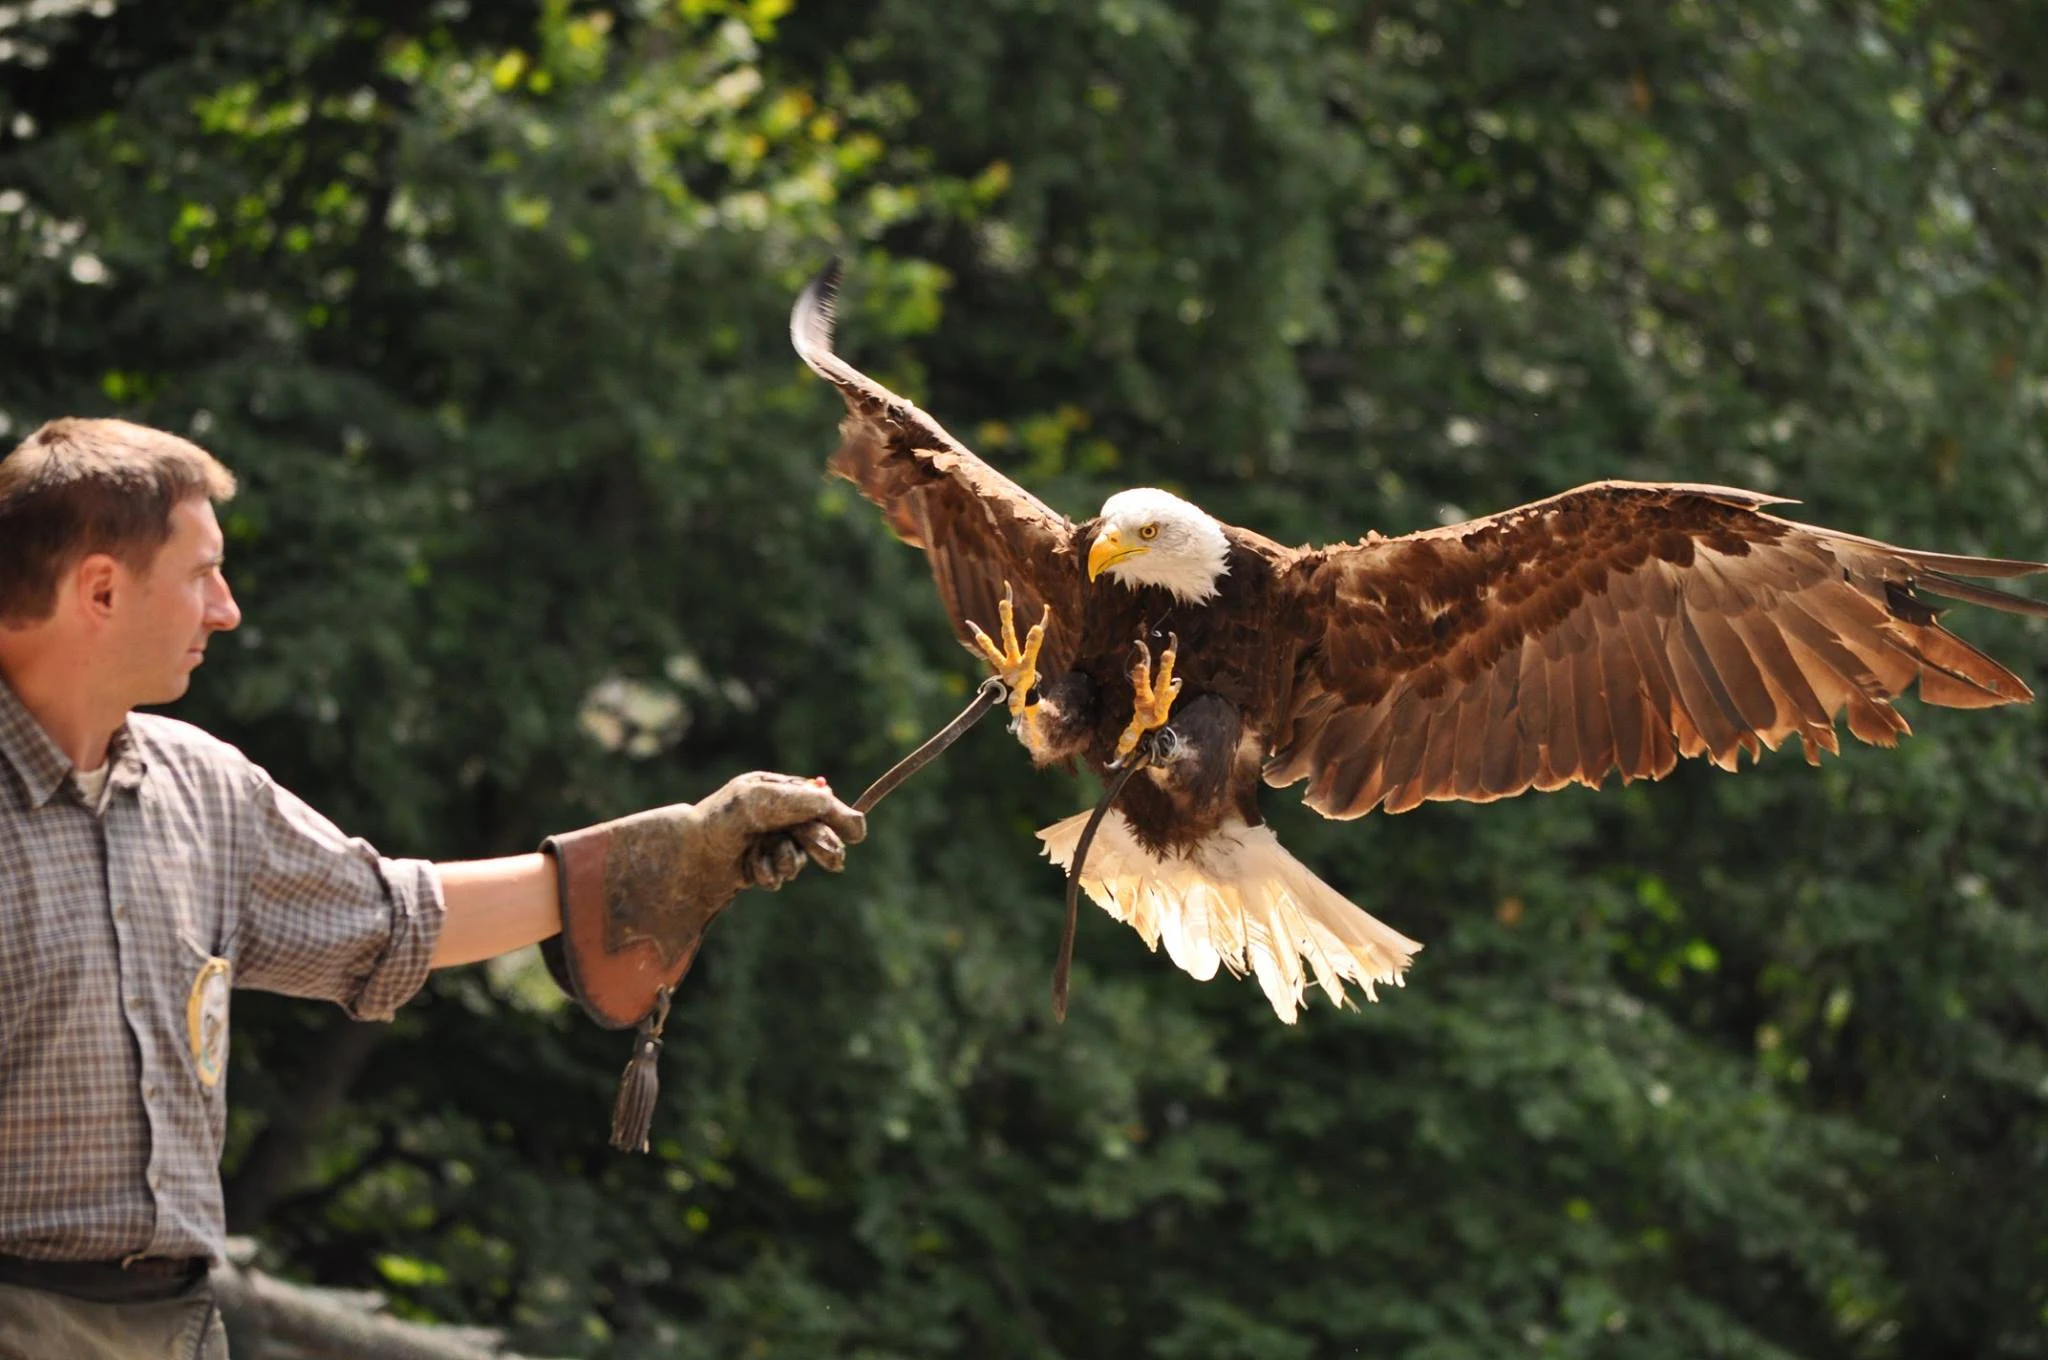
[788,820,846,872]
[811,800,865,847]
[745,833,807,890]
[743,841,776,890]
[769,835,805,884]
[723,773,866,845]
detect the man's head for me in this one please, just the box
[0,418,241,707]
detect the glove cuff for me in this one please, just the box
[541,816,711,1031]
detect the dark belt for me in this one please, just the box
[0,1253,208,1304]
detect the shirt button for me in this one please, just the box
[126,996,140,1012]
[148,1172,162,1190]
[112,906,128,921]
[144,1084,160,1102]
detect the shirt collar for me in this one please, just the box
[0,670,149,809]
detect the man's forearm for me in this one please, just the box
[431,853,561,969]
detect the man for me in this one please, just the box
[0,417,866,1357]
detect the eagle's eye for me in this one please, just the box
[1139,523,1160,540]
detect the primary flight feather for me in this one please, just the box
[792,260,2048,1022]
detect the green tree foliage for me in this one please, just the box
[3,0,2046,1355]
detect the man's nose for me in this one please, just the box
[206,576,242,632]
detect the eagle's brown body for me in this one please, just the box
[794,261,2048,1020]
[1035,530,1287,856]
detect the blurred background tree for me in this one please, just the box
[3,0,2045,1355]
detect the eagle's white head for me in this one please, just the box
[1087,488,1232,604]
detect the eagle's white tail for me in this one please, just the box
[1037,811,1421,1023]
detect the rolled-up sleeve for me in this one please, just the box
[232,768,447,1021]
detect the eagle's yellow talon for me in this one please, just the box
[968,584,1051,736]
[1115,633,1182,760]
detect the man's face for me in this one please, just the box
[109,497,241,706]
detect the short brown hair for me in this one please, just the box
[0,418,237,624]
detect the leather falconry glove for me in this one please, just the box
[540,772,866,1152]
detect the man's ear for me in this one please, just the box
[72,553,121,621]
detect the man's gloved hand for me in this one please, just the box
[541,772,866,1031]
[711,771,868,896]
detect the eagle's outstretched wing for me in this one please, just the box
[1264,481,2048,818]
[792,262,1088,674]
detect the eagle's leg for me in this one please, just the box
[966,584,1052,748]
[1113,633,1182,764]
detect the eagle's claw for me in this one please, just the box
[1114,633,1181,763]
[967,583,1051,745]
[1109,725,1184,771]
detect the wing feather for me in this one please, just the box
[792,262,1086,673]
[1568,616,1614,788]
[1478,658,1525,799]
[1340,709,1400,816]
[1687,556,1784,732]
[1587,582,1648,781]
[1377,696,1437,815]
[1267,481,2043,817]
[1511,636,1552,792]
[1418,698,1462,810]
[1451,666,1507,800]
[1544,618,1584,788]
[1612,585,1680,779]
[1672,607,1747,768]
[1724,607,1830,737]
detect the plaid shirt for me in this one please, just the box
[0,675,445,1265]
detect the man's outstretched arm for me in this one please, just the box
[432,854,561,969]
[429,773,866,971]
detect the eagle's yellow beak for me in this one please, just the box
[1081,524,1146,577]
[1088,528,1147,581]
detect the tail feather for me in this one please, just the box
[1038,811,1421,1023]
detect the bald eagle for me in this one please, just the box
[792,262,2047,1022]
